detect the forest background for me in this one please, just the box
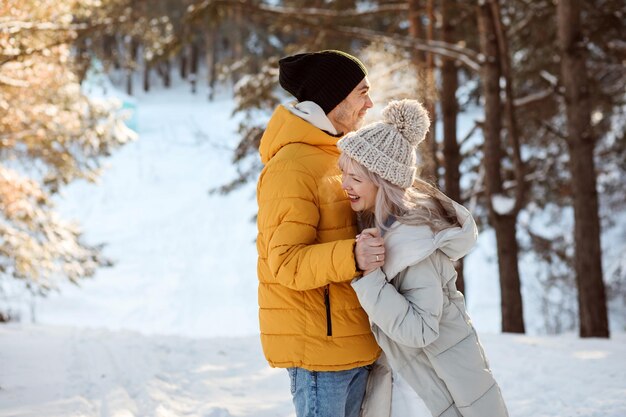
[1,0,625,338]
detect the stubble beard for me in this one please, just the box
[354,114,366,130]
[341,111,363,134]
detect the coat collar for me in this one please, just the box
[259,105,341,164]
[381,202,478,280]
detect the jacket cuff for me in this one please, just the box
[332,238,363,282]
[352,239,364,278]
[351,268,387,289]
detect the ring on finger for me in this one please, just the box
[376,255,380,262]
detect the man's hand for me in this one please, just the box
[355,227,385,275]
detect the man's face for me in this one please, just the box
[327,77,373,135]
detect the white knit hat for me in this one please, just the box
[337,99,430,188]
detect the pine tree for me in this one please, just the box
[477,0,525,333]
[557,0,609,338]
[0,0,135,295]
[502,0,624,333]
[440,0,465,294]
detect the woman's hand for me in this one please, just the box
[355,228,385,274]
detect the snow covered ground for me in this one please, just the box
[1,78,625,416]
[1,324,625,417]
[0,325,289,417]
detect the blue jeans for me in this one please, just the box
[287,366,370,417]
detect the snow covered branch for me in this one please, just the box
[329,25,481,72]
[0,20,89,33]
[513,89,554,107]
[0,74,29,87]
[188,0,408,20]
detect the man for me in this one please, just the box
[256,50,385,417]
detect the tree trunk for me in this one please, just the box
[231,8,244,84]
[423,0,438,185]
[408,0,425,66]
[180,46,188,80]
[477,2,525,333]
[441,0,464,295]
[206,24,218,101]
[143,63,150,92]
[125,37,138,96]
[132,39,139,66]
[409,0,437,183]
[126,69,133,95]
[494,214,525,332]
[162,60,171,88]
[557,0,609,338]
[102,35,116,68]
[489,0,525,214]
[190,41,199,94]
[111,35,121,70]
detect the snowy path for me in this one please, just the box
[1,325,625,417]
[0,326,291,417]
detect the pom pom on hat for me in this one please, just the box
[337,99,431,188]
[382,99,430,146]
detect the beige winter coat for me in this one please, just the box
[352,203,509,417]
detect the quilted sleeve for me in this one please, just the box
[351,262,442,348]
[257,159,358,291]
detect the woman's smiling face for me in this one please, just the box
[340,159,378,213]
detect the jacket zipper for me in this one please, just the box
[324,285,333,336]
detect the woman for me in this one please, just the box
[337,99,509,417]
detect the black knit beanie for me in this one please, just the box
[278,50,368,114]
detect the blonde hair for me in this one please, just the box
[338,153,460,233]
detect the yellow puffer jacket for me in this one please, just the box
[256,105,380,371]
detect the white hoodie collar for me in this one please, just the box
[284,101,339,135]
